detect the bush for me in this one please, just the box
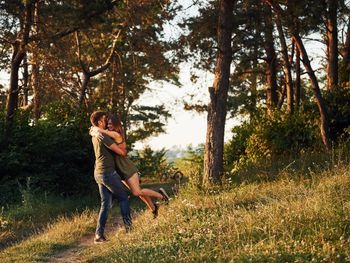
[225,110,319,174]
[0,102,95,205]
[175,144,204,189]
[131,146,169,179]
[324,88,350,141]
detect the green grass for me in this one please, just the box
[0,183,173,262]
[78,166,350,262]
[1,167,350,262]
[0,194,97,250]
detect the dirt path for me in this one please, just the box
[46,219,125,263]
[47,233,95,263]
[46,184,173,262]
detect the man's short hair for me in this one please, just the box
[90,111,106,126]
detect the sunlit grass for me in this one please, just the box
[0,195,97,250]
[0,210,96,262]
[1,166,350,262]
[78,165,350,262]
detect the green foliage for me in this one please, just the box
[175,144,204,189]
[0,101,95,205]
[131,146,168,179]
[324,88,350,141]
[225,110,319,174]
[127,105,171,146]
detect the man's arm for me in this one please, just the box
[108,143,127,156]
[92,126,121,142]
[98,133,127,156]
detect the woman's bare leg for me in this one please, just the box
[126,173,164,200]
[140,195,155,211]
[122,180,155,211]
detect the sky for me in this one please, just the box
[135,1,214,150]
[134,63,212,150]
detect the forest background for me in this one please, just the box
[2,0,350,261]
[1,1,350,258]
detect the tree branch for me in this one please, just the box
[29,0,124,43]
[75,31,89,74]
[77,29,123,77]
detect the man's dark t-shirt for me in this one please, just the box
[92,135,116,175]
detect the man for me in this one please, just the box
[90,111,132,243]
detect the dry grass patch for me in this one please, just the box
[0,210,96,263]
[77,166,350,262]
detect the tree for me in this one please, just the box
[267,0,331,150]
[1,0,123,138]
[325,0,339,90]
[85,0,178,144]
[30,0,41,122]
[75,30,120,107]
[339,1,350,85]
[273,4,294,114]
[4,0,35,138]
[203,0,236,185]
[262,3,279,113]
[294,40,302,108]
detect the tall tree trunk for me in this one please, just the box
[295,44,301,108]
[31,61,41,122]
[263,4,278,113]
[249,54,258,118]
[326,0,338,90]
[293,34,331,150]
[268,0,331,150]
[203,0,235,185]
[6,42,25,127]
[248,31,259,117]
[275,14,294,114]
[79,73,91,105]
[340,16,350,85]
[22,54,29,107]
[277,83,287,109]
[5,0,35,137]
[31,0,41,122]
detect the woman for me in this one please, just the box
[91,114,169,218]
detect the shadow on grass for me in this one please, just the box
[0,194,98,251]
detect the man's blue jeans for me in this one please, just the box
[94,171,132,237]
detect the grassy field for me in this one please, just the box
[1,167,350,262]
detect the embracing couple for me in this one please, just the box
[89,111,170,243]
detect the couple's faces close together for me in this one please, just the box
[98,115,114,131]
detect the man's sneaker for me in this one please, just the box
[152,203,159,219]
[125,224,133,233]
[94,235,107,244]
[159,188,170,204]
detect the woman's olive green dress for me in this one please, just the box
[113,140,138,180]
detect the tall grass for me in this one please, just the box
[0,210,96,262]
[77,165,350,262]
[0,185,165,262]
[1,161,350,262]
[0,194,97,251]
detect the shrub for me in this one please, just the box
[225,110,319,175]
[0,101,95,205]
[324,88,350,141]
